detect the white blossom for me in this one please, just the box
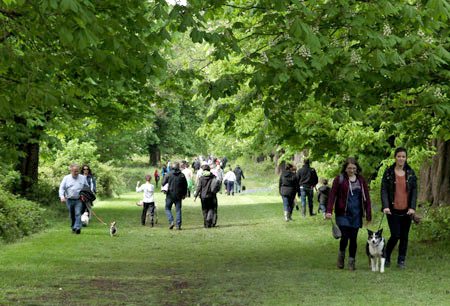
[418,29,425,37]
[298,45,311,58]
[286,53,294,67]
[383,23,392,36]
[434,88,443,100]
[343,93,350,102]
[350,50,361,65]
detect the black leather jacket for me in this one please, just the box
[381,163,417,211]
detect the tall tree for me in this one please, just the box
[0,0,173,194]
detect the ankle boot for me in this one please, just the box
[348,257,356,270]
[309,205,317,216]
[337,250,345,269]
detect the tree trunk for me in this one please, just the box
[274,152,285,175]
[418,139,450,206]
[149,145,161,166]
[13,117,42,196]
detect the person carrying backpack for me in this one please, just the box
[297,158,319,216]
[194,163,219,228]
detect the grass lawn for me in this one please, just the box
[1,185,450,305]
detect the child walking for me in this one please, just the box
[136,175,156,227]
[317,178,330,219]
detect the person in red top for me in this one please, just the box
[381,148,417,269]
[326,157,372,270]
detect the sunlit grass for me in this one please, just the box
[1,183,450,305]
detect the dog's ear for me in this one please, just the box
[367,229,372,235]
[378,228,383,235]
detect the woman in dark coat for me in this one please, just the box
[279,164,299,222]
[381,148,417,269]
[326,158,372,270]
[194,164,218,228]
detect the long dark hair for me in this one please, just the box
[82,165,93,176]
[341,157,362,175]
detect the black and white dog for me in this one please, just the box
[110,221,118,237]
[366,229,386,273]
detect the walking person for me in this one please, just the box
[223,167,236,196]
[326,157,372,270]
[215,165,224,194]
[154,170,160,188]
[297,159,319,216]
[194,164,218,228]
[59,164,89,234]
[317,178,330,219]
[81,164,96,219]
[279,164,299,222]
[233,165,245,193]
[136,175,156,227]
[161,162,188,230]
[381,148,417,269]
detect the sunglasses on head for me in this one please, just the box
[83,168,89,170]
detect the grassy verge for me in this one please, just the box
[1,179,450,305]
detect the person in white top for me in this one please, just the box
[182,164,193,197]
[223,167,237,196]
[136,175,156,227]
[59,164,89,234]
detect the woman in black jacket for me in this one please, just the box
[279,164,299,222]
[381,148,417,269]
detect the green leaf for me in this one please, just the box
[60,0,79,13]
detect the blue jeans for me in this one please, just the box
[67,199,83,231]
[165,196,182,227]
[300,186,314,213]
[282,195,295,214]
[235,180,242,193]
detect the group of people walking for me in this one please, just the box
[279,148,417,271]
[279,158,319,221]
[60,149,417,272]
[135,158,243,230]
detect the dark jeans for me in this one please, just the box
[226,181,234,195]
[142,202,155,225]
[300,186,314,213]
[165,196,182,227]
[339,226,359,258]
[201,197,217,227]
[386,212,412,261]
[281,195,295,214]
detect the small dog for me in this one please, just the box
[81,212,90,226]
[366,229,386,273]
[110,221,118,237]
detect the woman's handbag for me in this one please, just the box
[331,219,342,239]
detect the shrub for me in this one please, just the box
[42,139,124,199]
[414,204,450,241]
[0,188,46,242]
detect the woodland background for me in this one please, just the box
[1,0,450,242]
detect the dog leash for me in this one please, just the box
[90,208,107,225]
[376,213,385,231]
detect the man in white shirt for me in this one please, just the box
[59,164,89,234]
[223,167,237,196]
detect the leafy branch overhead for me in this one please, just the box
[185,0,450,170]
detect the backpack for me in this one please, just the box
[209,177,221,194]
[80,187,96,203]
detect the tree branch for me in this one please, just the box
[0,9,23,19]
